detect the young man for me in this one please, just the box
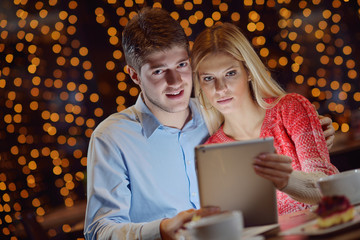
[84,7,335,240]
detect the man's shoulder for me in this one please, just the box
[93,106,140,136]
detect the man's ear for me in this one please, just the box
[127,65,141,86]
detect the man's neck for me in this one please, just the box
[154,107,192,130]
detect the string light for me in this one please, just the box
[0,0,359,239]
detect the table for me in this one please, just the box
[261,205,360,240]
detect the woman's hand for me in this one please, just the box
[160,206,221,240]
[253,153,293,190]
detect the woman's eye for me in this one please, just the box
[202,76,214,82]
[226,70,237,76]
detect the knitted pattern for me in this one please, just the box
[205,93,339,215]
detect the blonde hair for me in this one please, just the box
[191,22,286,135]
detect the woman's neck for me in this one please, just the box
[222,101,266,141]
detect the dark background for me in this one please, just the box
[1,0,360,239]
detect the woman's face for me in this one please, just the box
[197,52,252,114]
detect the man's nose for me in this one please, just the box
[166,69,182,86]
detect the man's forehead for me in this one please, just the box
[144,46,189,66]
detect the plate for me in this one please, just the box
[176,223,278,240]
[281,205,360,236]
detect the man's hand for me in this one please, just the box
[313,105,335,150]
[160,206,221,240]
[319,115,335,150]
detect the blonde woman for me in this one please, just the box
[191,22,339,215]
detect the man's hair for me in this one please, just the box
[122,7,189,72]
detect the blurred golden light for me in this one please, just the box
[330,25,340,34]
[65,198,74,207]
[348,70,357,79]
[353,92,360,101]
[316,43,325,52]
[184,2,193,10]
[204,18,214,27]
[307,77,316,86]
[318,20,327,30]
[332,0,341,8]
[68,15,78,24]
[342,83,351,92]
[320,55,329,65]
[129,87,139,96]
[341,123,349,132]
[106,61,115,70]
[259,48,269,57]
[288,32,297,41]
[339,91,348,101]
[317,78,327,87]
[343,46,352,55]
[314,30,324,39]
[53,166,62,175]
[212,12,221,21]
[304,24,313,33]
[334,56,343,65]
[195,11,204,20]
[219,3,228,11]
[116,7,125,16]
[291,43,300,53]
[118,82,127,91]
[39,9,48,18]
[59,11,68,20]
[247,22,256,32]
[231,12,240,22]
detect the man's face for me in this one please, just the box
[136,46,193,117]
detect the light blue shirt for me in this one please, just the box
[84,95,209,240]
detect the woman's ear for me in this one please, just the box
[126,65,141,86]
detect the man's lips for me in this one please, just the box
[165,89,184,98]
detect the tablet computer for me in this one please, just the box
[195,137,278,227]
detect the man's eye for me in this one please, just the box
[179,62,188,68]
[153,69,163,75]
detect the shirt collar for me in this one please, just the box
[134,94,203,138]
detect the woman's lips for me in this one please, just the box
[217,97,233,104]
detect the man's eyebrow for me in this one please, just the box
[148,63,166,69]
[148,58,189,69]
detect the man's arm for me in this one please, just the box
[84,133,162,240]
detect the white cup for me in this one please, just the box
[317,169,360,205]
[184,211,243,240]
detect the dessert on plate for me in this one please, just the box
[315,195,355,228]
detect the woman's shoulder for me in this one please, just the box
[274,93,312,108]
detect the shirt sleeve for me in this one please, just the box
[84,132,162,240]
[279,94,339,203]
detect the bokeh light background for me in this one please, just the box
[0,0,359,239]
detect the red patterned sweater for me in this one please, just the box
[205,93,339,215]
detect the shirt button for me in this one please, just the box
[192,192,196,196]
[187,160,191,165]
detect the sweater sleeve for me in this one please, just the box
[277,94,339,205]
[279,94,339,175]
[281,170,326,205]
